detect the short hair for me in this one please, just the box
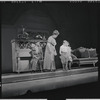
[52,30,60,35]
[63,40,69,45]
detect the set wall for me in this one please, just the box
[2,9,56,73]
[2,25,17,73]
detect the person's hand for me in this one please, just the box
[54,52,57,56]
[51,54,54,61]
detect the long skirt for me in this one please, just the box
[43,45,56,70]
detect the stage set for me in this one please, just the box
[1,2,99,98]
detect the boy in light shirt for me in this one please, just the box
[59,40,72,71]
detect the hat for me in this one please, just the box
[53,30,60,35]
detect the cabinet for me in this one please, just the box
[11,39,46,73]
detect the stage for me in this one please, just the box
[2,67,98,98]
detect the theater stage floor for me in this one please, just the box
[2,67,98,98]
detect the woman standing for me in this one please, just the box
[43,30,60,71]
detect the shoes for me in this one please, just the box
[51,70,56,72]
[31,70,36,73]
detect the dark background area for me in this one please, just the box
[1,2,99,73]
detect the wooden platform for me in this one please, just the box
[2,67,98,98]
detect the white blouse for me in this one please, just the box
[59,45,72,56]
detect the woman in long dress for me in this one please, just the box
[43,30,60,71]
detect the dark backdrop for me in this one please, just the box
[1,2,99,73]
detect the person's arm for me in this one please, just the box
[29,51,32,55]
[47,43,52,54]
[47,37,52,54]
[59,46,62,55]
[68,46,72,54]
